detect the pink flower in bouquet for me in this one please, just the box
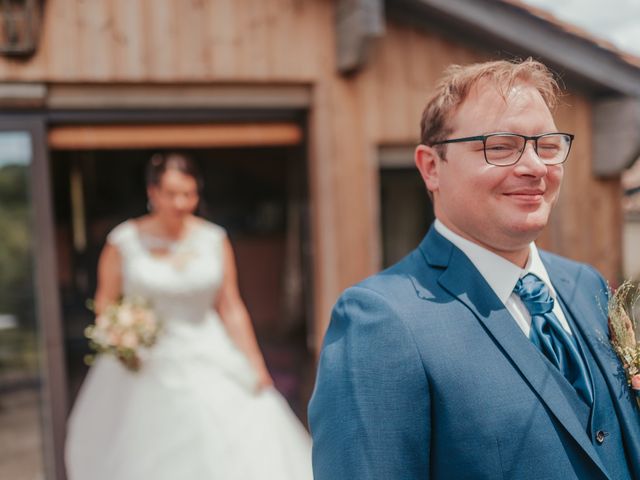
[107,330,123,346]
[95,314,109,329]
[121,331,139,349]
[134,308,157,330]
[117,305,135,327]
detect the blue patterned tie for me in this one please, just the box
[514,273,593,405]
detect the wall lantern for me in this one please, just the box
[0,0,43,57]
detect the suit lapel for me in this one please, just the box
[418,229,609,478]
[543,257,640,477]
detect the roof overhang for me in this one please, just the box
[387,0,640,97]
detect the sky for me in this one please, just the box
[522,0,640,57]
[0,132,31,167]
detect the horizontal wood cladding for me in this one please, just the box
[46,84,311,109]
[48,123,303,149]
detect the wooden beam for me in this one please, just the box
[0,83,46,107]
[336,0,385,74]
[48,123,303,150]
[47,84,311,109]
[593,97,640,177]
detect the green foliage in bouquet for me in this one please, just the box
[608,280,640,407]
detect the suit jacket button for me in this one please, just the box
[595,430,607,444]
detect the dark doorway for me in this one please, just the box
[379,166,434,268]
[50,146,314,420]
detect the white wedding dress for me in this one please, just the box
[65,220,312,480]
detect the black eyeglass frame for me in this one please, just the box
[430,132,575,166]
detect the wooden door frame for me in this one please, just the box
[44,106,312,478]
[0,114,67,480]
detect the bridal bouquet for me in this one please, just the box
[608,280,640,408]
[85,297,161,372]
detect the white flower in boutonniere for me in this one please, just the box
[608,280,640,409]
[84,296,161,372]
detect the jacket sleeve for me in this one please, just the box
[308,285,431,479]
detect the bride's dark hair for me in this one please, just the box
[145,152,204,193]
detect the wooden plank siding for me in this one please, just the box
[0,0,622,344]
[551,95,622,283]
[0,0,327,82]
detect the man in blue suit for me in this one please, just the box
[309,59,640,479]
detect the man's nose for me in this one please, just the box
[516,141,548,176]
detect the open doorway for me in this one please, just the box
[50,144,314,420]
[378,146,434,268]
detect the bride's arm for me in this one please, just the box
[215,237,274,391]
[94,243,123,315]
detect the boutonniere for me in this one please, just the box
[608,281,640,408]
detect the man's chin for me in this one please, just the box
[508,219,548,241]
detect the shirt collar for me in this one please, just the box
[433,219,556,304]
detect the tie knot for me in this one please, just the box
[514,273,554,315]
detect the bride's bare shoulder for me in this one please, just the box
[194,217,226,238]
[107,217,142,245]
[128,214,153,233]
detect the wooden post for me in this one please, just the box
[593,96,640,177]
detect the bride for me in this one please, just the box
[65,152,312,479]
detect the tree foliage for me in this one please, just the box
[0,164,34,327]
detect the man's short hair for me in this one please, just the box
[420,58,561,150]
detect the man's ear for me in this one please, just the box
[415,144,440,194]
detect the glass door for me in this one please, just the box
[0,117,66,480]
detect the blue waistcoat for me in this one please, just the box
[558,296,634,480]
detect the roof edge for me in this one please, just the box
[389,0,640,97]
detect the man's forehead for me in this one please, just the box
[467,78,537,105]
[449,79,552,128]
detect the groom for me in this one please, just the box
[309,58,640,479]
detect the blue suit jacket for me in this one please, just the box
[309,227,640,479]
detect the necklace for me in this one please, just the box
[140,234,182,254]
[139,231,196,270]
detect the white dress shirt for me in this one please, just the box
[434,219,573,338]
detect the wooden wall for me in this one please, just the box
[0,0,622,343]
[0,0,329,81]
[546,95,621,283]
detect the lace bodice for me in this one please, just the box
[107,219,225,326]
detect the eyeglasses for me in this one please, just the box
[430,132,574,166]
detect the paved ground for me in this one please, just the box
[0,388,44,480]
